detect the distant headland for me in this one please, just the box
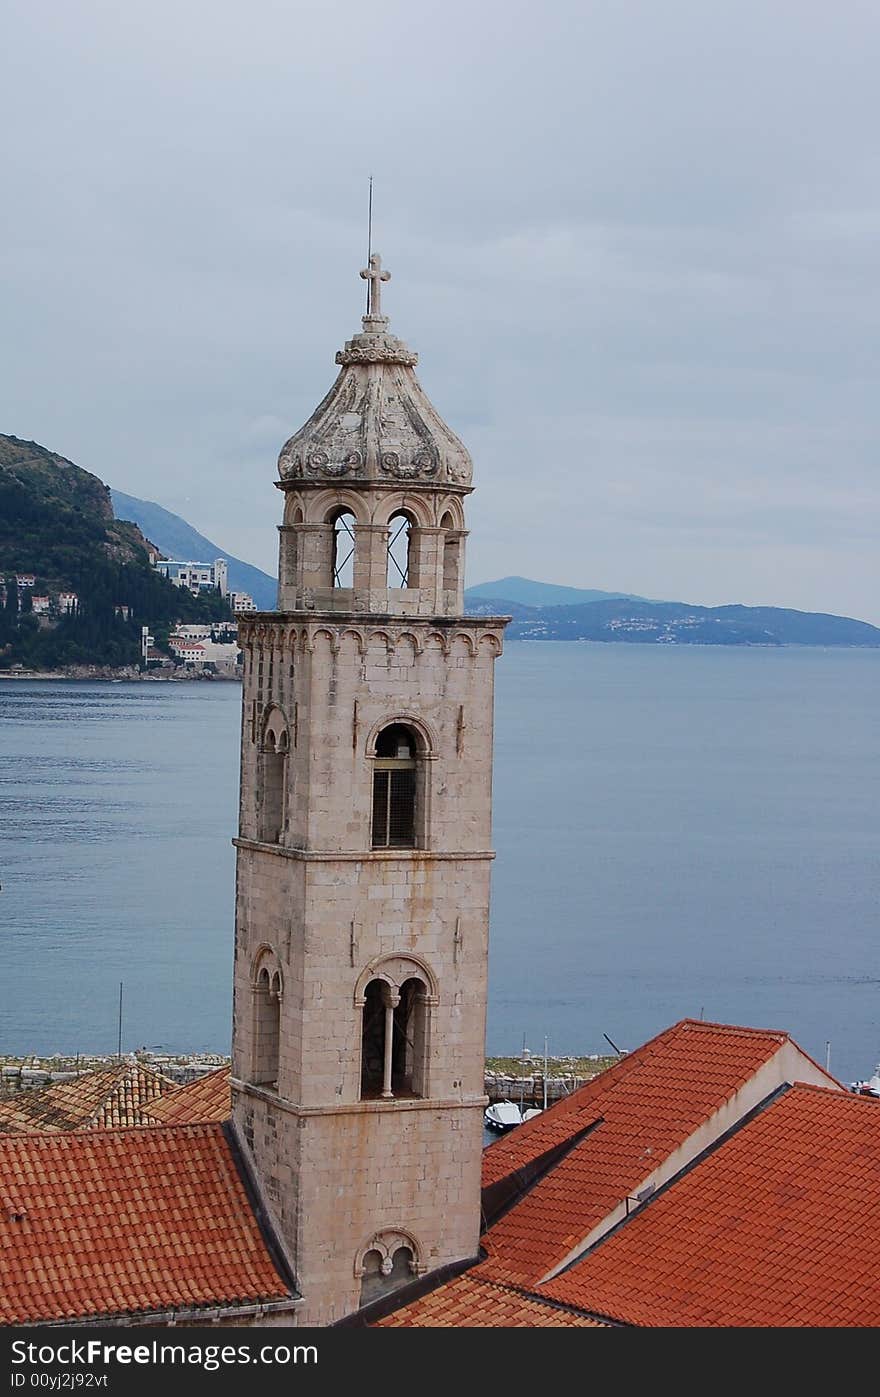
[3,433,878,678]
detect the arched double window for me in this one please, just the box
[259,709,289,844]
[360,974,429,1100]
[356,1230,423,1308]
[359,1245,416,1306]
[252,960,282,1088]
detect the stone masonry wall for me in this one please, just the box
[231,613,504,1324]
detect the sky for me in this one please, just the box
[2,0,879,621]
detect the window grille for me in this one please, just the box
[332,511,356,588]
[386,513,411,588]
[372,725,416,848]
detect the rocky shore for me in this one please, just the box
[0,665,240,681]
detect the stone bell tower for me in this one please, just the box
[231,255,507,1325]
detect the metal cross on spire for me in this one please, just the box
[361,253,391,318]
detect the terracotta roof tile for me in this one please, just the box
[479,1019,809,1287]
[542,1084,880,1326]
[145,1067,231,1125]
[374,1273,606,1327]
[0,1064,177,1135]
[0,1123,291,1324]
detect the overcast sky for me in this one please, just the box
[3,1,879,620]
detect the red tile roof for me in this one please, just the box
[374,1273,606,1327]
[541,1084,880,1327]
[0,1064,177,1135]
[0,1123,292,1324]
[146,1067,231,1125]
[480,1020,809,1287]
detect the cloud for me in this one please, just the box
[1,0,878,618]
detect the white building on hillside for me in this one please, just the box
[154,558,228,598]
[168,638,207,664]
[229,591,257,612]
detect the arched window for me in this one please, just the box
[359,974,429,1100]
[360,979,386,1097]
[386,512,413,589]
[331,509,356,588]
[359,1245,416,1307]
[259,712,289,843]
[393,978,428,1097]
[440,510,460,593]
[253,965,281,1087]
[371,724,416,848]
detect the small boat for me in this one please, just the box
[484,1100,523,1132]
[850,1065,880,1099]
[522,1107,543,1122]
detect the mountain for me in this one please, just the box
[465,595,880,647]
[0,434,230,670]
[111,490,277,610]
[465,576,645,607]
[96,493,879,648]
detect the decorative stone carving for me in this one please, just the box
[276,253,472,488]
[336,339,419,367]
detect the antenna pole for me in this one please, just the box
[117,981,123,1061]
[366,175,373,314]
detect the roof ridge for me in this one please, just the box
[0,1119,225,1148]
[677,1018,790,1040]
[789,1079,866,1101]
[487,1275,615,1324]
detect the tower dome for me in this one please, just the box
[277,254,473,490]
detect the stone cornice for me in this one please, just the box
[233,838,496,863]
[232,1079,488,1120]
[273,478,472,496]
[237,615,509,659]
[239,612,510,627]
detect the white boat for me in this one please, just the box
[484,1100,523,1132]
[851,1064,880,1098]
[522,1107,543,1122]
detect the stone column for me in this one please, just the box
[353,524,390,598]
[381,987,400,1099]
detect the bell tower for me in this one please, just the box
[231,256,507,1324]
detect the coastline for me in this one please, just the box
[0,666,241,682]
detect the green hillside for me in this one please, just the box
[0,434,229,670]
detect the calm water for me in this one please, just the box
[1,644,878,1084]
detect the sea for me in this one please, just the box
[1,643,878,1086]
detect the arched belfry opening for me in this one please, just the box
[331,509,356,589]
[440,510,461,594]
[371,723,419,848]
[360,973,429,1100]
[259,709,289,844]
[252,962,282,1088]
[386,512,413,589]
